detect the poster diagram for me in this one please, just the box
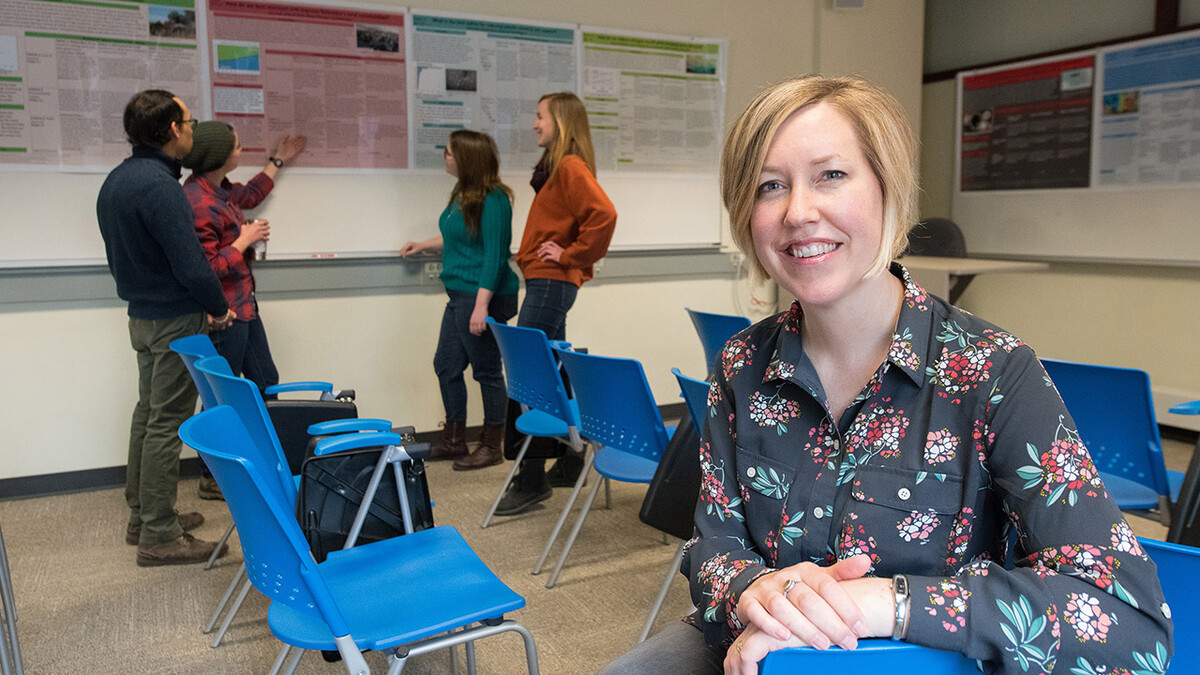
[959,56,1095,191]
[580,30,725,174]
[408,11,576,171]
[0,0,202,166]
[204,0,408,169]
[1097,32,1200,185]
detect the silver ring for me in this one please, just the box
[782,578,800,601]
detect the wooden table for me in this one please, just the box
[899,255,1050,299]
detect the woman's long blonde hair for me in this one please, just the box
[537,92,597,185]
[448,129,513,238]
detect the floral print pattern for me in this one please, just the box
[681,264,1172,672]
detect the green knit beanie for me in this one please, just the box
[182,121,236,173]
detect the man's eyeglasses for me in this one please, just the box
[180,118,197,130]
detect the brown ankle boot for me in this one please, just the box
[429,420,468,460]
[453,424,505,471]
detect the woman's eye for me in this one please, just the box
[757,179,784,194]
[821,170,847,181]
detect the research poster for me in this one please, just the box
[580,29,725,174]
[959,55,1095,191]
[203,0,408,169]
[1096,31,1200,186]
[408,11,577,170]
[0,0,201,167]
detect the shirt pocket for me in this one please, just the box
[849,465,963,515]
[735,446,796,501]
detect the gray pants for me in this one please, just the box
[598,621,723,675]
[124,313,206,545]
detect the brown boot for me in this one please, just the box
[136,533,228,567]
[453,424,505,471]
[429,420,468,460]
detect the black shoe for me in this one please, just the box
[494,483,553,516]
[546,453,586,488]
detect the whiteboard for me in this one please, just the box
[953,29,1200,266]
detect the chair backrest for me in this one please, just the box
[1139,537,1197,671]
[486,318,578,426]
[179,406,351,636]
[555,348,669,462]
[1041,358,1170,495]
[685,308,751,376]
[760,639,978,673]
[169,333,219,410]
[671,368,710,431]
[195,355,297,506]
[906,217,968,258]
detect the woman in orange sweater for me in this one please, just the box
[485,92,618,513]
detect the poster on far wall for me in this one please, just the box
[0,0,202,168]
[203,0,408,169]
[579,29,725,175]
[1096,30,1200,186]
[958,55,1095,191]
[407,10,577,171]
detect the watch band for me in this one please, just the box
[269,156,283,168]
[891,574,911,640]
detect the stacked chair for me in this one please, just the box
[179,405,539,674]
[685,307,750,377]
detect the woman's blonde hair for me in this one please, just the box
[721,75,919,282]
[537,92,597,185]
[448,129,513,239]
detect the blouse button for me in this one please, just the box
[897,488,911,500]
[1162,602,1172,619]
[746,467,756,478]
[813,507,825,519]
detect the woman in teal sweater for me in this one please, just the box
[401,130,519,468]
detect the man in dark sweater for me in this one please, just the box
[98,90,237,567]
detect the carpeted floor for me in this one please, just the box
[0,454,694,674]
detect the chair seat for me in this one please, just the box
[267,526,525,651]
[1102,470,1184,510]
[515,401,578,438]
[593,426,676,484]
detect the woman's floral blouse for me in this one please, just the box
[682,264,1173,674]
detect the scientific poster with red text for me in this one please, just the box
[203,0,407,169]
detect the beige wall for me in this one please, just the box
[0,0,928,481]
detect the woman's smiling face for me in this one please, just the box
[751,101,885,310]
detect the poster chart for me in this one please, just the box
[1095,30,1200,186]
[408,11,576,171]
[204,0,407,169]
[0,0,201,167]
[579,29,725,174]
[958,55,1095,191]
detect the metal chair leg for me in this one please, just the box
[637,540,686,643]
[545,473,605,588]
[206,523,235,570]
[465,638,477,675]
[267,644,292,675]
[533,450,595,575]
[204,562,245,633]
[0,524,23,675]
[280,646,304,675]
[482,436,532,528]
[211,578,252,647]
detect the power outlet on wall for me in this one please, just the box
[424,261,442,279]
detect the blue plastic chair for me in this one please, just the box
[194,355,395,648]
[1168,401,1200,545]
[483,318,591,575]
[635,368,711,644]
[545,348,674,589]
[672,367,711,431]
[1041,359,1183,524]
[179,406,539,675]
[1139,537,1196,672]
[685,308,751,376]
[759,638,979,673]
